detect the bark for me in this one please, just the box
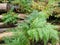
[0,14,26,19]
[0,22,16,28]
[0,32,13,41]
[0,3,10,12]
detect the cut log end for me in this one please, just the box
[0,32,13,41]
[0,3,10,12]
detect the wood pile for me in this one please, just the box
[0,1,59,45]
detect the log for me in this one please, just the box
[0,3,10,12]
[0,28,9,33]
[56,43,60,45]
[47,23,60,31]
[0,15,3,20]
[0,16,25,28]
[0,32,59,45]
[0,14,27,20]
[0,3,25,13]
[53,7,60,14]
[55,14,60,18]
[0,3,19,13]
[0,3,20,13]
[0,20,25,28]
[0,22,16,28]
[0,20,24,28]
[48,43,51,45]
[0,32,13,41]
[0,44,6,45]
[55,25,60,31]
[48,43,60,45]
[18,14,27,19]
[0,27,15,33]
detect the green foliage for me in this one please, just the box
[3,0,60,45]
[26,10,40,23]
[3,11,59,45]
[27,11,59,45]
[3,22,30,45]
[12,0,33,13]
[4,31,30,45]
[2,11,18,24]
[58,32,60,42]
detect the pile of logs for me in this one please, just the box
[0,3,20,13]
[0,2,59,45]
[0,4,27,42]
[0,3,10,13]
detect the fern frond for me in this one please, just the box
[2,12,18,24]
[27,28,39,41]
[27,11,59,45]
[4,31,30,45]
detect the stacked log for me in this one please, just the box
[0,32,13,40]
[0,14,26,32]
[0,2,59,45]
[0,3,10,13]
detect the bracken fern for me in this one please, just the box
[3,11,59,45]
[3,0,59,45]
[2,11,18,24]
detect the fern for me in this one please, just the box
[3,0,59,45]
[2,11,18,24]
[3,11,59,45]
[27,11,59,45]
[4,31,30,45]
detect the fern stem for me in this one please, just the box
[44,40,47,45]
[31,41,34,45]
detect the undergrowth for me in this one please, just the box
[2,11,18,25]
[3,11,59,45]
[2,0,60,45]
[11,0,33,13]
